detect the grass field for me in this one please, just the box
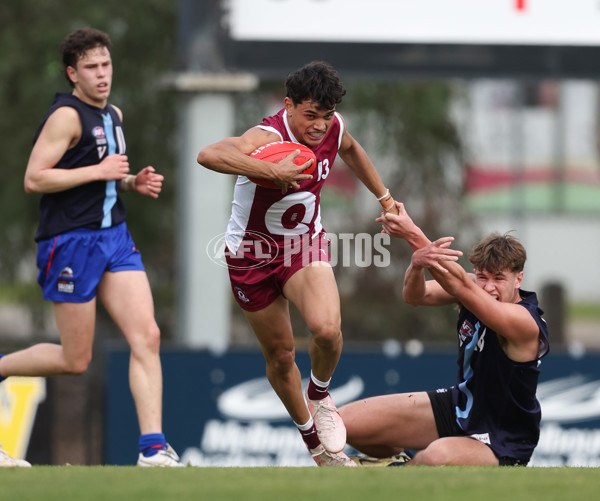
[1,466,598,501]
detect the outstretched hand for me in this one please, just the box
[412,237,463,273]
[376,201,417,238]
[134,166,164,198]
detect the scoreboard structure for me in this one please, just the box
[216,0,600,79]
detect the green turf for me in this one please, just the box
[1,466,598,501]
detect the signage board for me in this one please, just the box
[105,348,600,467]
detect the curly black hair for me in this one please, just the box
[285,61,346,110]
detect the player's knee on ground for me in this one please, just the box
[413,442,455,466]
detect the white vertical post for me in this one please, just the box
[170,73,258,351]
[177,93,233,351]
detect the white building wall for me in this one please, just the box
[477,215,600,302]
[460,80,600,302]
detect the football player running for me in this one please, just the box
[197,61,398,466]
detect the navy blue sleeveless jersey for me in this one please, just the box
[451,289,549,461]
[33,93,127,241]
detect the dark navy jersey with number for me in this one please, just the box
[33,92,127,241]
[451,289,550,461]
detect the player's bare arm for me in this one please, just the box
[336,119,399,214]
[337,129,384,194]
[25,106,130,194]
[197,128,312,190]
[403,237,463,307]
[337,126,393,204]
[429,261,540,361]
[377,202,430,250]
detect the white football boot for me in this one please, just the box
[306,389,347,453]
[0,446,31,467]
[137,444,185,467]
[310,444,357,467]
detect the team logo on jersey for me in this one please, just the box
[92,126,108,158]
[92,126,105,138]
[458,319,474,346]
[460,320,474,337]
[57,266,75,294]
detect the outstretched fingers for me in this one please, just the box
[412,237,463,273]
[430,237,463,272]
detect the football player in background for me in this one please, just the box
[0,27,182,467]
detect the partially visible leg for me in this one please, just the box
[244,297,355,467]
[339,391,439,458]
[411,436,499,466]
[340,390,501,466]
[244,297,308,425]
[284,262,342,384]
[98,270,182,467]
[0,300,96,378]
[284,262,349,454]
[98,271,162,435]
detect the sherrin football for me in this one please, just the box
[248,141,317,189]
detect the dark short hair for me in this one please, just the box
[285,61,346,110]
[60,27,112,87]
[469,232,527,274]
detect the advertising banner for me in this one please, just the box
[104,348,600,467]
[0,377,46,461]
[227,0,600,46]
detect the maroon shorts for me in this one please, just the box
[226,233,330,311]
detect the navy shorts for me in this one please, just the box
[36,222,144,303]
[427,389,528,466]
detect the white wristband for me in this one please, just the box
[376,189,390,201]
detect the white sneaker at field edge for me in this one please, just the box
[0,446,31,467]
[137,444,185,467]
[305,390,347,453]
[310,444,357,467]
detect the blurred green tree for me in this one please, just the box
[336,81,474,346]
[0,1,473,346]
